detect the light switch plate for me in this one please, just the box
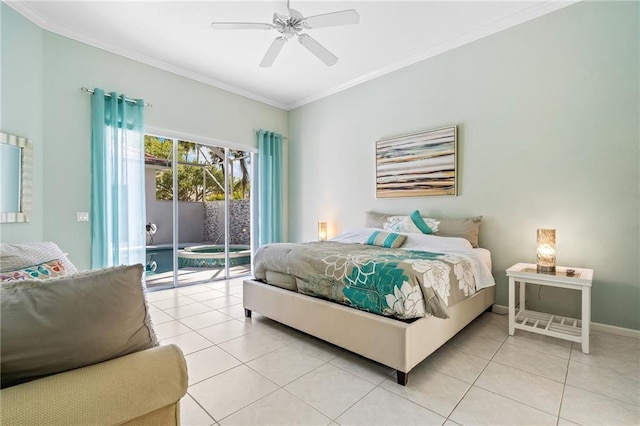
[77,212,89,222]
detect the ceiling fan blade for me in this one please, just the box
[297,34,338,66]
[260,37,287,67]
[303,9,359,29]
[210,22,274,30]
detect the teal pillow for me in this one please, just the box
[410,210,433,234]
[365,231,407,248]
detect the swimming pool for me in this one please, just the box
[145,248,174,275]
[145,245,251,274]
[178,245,251,268]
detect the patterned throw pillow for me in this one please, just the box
[365,231,407,248]
[0,259,67,282]
[383,210,438,234]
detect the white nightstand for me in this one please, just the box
[506,263,593,354]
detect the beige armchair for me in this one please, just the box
[1,344,188,426]
[0,243,188,425]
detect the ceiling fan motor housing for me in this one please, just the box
[273,9,304,36]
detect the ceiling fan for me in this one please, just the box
[211,1,360,67]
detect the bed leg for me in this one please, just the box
[396,371,408,386]
[485,304,494,313]
[244,308,252,318]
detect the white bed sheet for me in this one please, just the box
[331,228,496,290]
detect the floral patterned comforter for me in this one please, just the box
[254,241,489,320]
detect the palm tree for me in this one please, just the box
[231,150,250,199]
[146,137,251,202]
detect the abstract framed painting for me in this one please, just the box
[375,125,457,198]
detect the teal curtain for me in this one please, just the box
[91,88,146,268]
[257,129,283,245]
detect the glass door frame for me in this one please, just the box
[146,127,256,289]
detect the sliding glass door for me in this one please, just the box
[144,136,176,288]
[143,134,253,290]
[227,150,252,279]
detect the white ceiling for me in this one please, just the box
[8,1,574,110]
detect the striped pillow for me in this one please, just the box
[365,231,407,249]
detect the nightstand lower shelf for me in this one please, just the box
[514,309,582,343]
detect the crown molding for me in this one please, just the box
[285,1,578,110]
[4,0,289,110]
[5,0,578,112]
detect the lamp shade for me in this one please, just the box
[318,222,327,241]
[536,228,556,273]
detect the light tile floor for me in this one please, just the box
[146,278,640,426]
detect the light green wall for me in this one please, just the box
[41,33,287,270]
[0,5,44,243]
[1,3,288,269]
[288,2,640,330]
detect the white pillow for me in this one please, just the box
[331,228,381,244]
[401,232,472,252]
[0,242,77,274]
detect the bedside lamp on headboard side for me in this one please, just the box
[318,222,328,241]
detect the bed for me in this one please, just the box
[243,216,495,385]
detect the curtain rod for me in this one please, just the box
[80,87,153,107]
[254,129,288,140]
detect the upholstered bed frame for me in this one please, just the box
[243,279,495,385]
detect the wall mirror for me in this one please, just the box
[0,131,32,223]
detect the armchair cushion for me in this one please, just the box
[0,344,187,425]
[0,264,158,388]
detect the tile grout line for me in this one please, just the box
[213,373,281,423]
[444,328,509,423]
[374,379,449,423]
[157,302,245,339]
[246,359,336,422]
[484,375,566,417]
[189,363,273,424]
[466,337,568,420]
[330,314,512,423]
[555,341,574,426]
[220,327,397,423]
[244,350,330,388]
[560,365,640,409]
[215,342,334,423]
[174,279,246,424]
[186,316,333,385]
[329,380,380,423]
[185,391,218,425]
[190,319,256,346]
[280,386,337,424]
[489,355,568,384]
